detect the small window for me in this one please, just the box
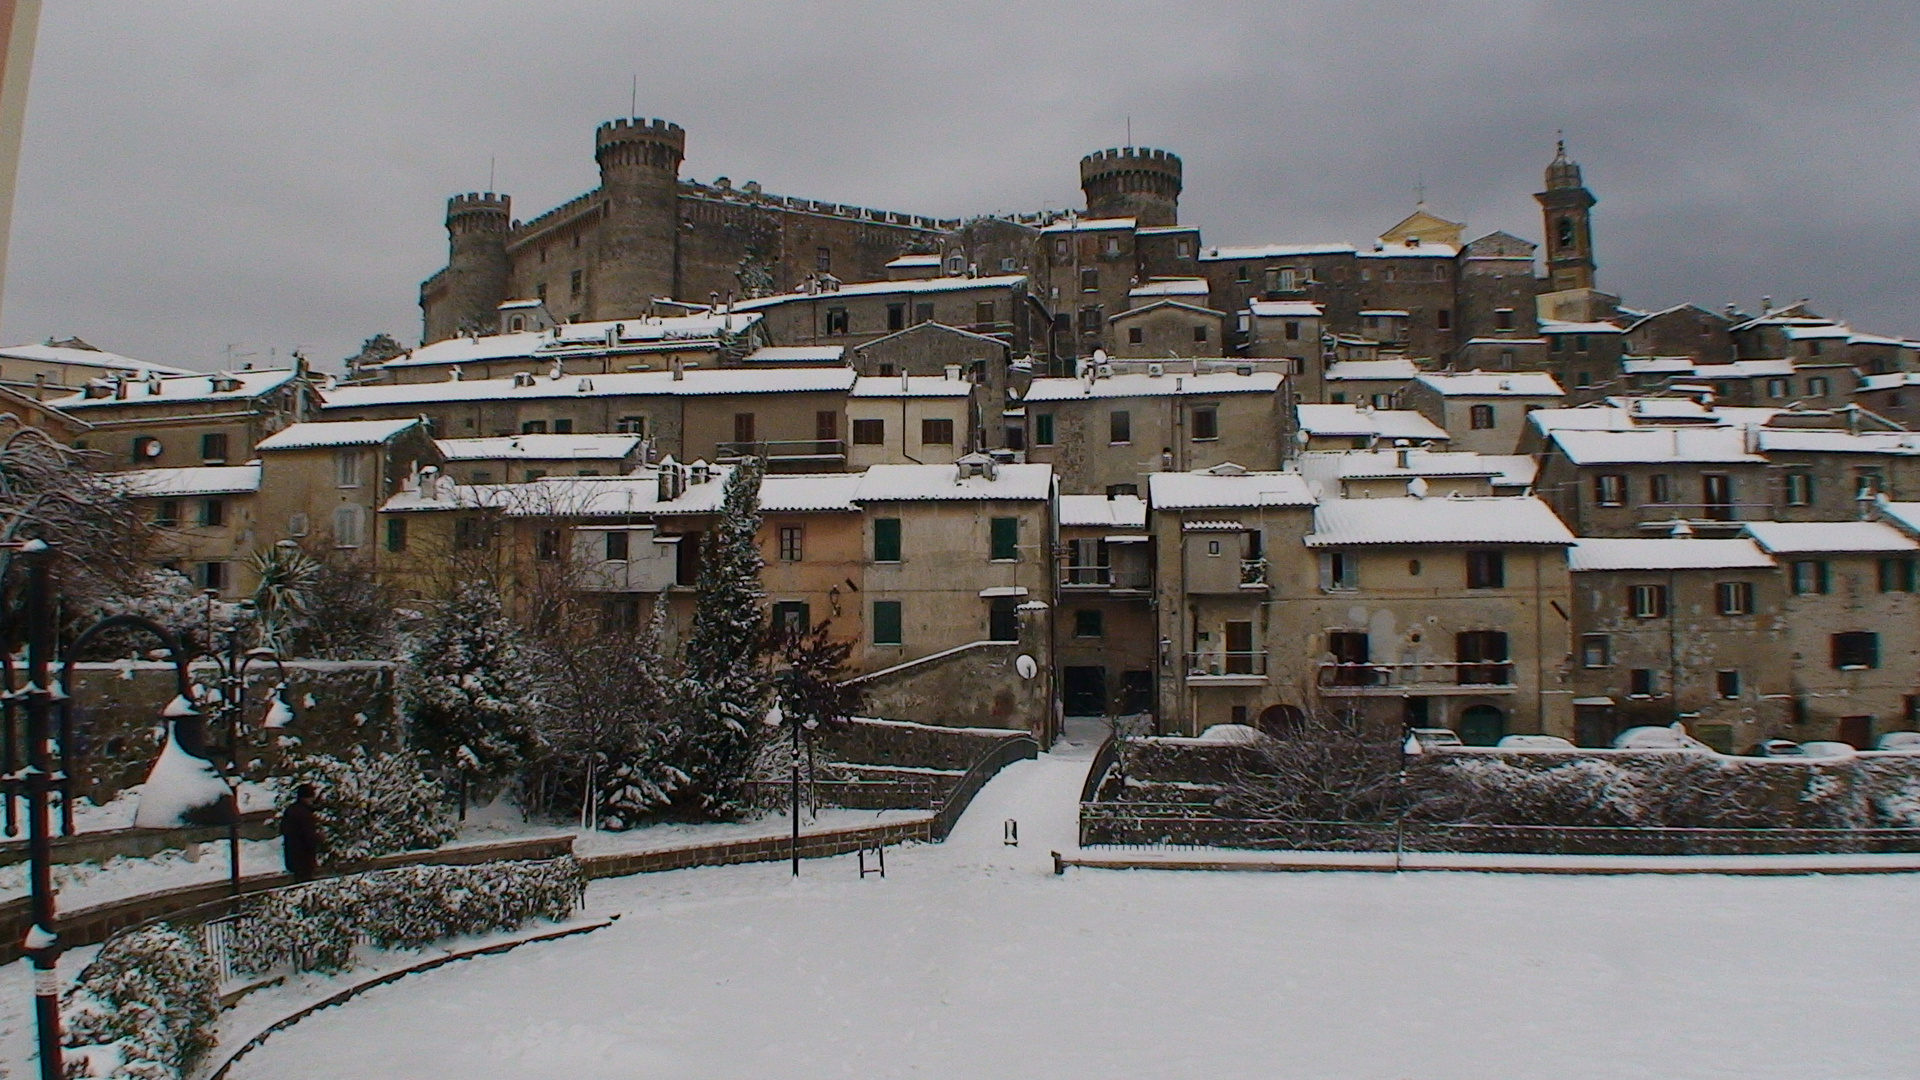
[1081,267,1099,293]
[1808,376,1830,397]
[334,449,363,488]
[1581,633,1610,668]
[1716,580,1754,615]
[1109,410,1131,445]
[920,418,954,446]
[1832,632,1879,670]
[1106,484,1139,498]
[1855,470,1884,500]
[989,596,1020,642]
[1595,474,1626,507]
[1074,609,1103,638]
[887,303,906,331]
[734,413,756,444]
[1494,308,1515,331]
[772,601,811,641]
[453,516,490,551]
[1879,558,1916,593]
[1717,670,1741,699]
[778,526,803,562]
[815,246,831,272]
[825,307,850,335]
[521,420,547,435]
[385,516,407,553]
[1629,668,1657,697]
[1192,324,1209,343]
[1191,407,1219,441]
[1321,551,1359,591]
[154,499,180,527]
[200,432,228,463]
[1767,378,1790,399]
[606,530,629,561]
[200,562,225,592]
[199,498,225,528]
[536,528,562,562]
[975,301,995,325]
[1034,414,1055,446]
[1469,404,1496,430]
[287,512,308,537]
[1630,583,1668,618]
[1436,309,1451,330]
[873,600,903,646]
[1649,474,1673,504]
[618,415,646,436]
[524,469,547,483]
[1790,559,1830,595]
[553,418,573,434]
[873,518,902,562]
[1784,472,1814,506]
[1284,320,1300,341]
[1466,550,1505,589]
[569,269,583,297]
[990,517,1019,561]
[914,302,935,324]
[1078,306,1102,334]
[852,418,885,445]
[1127,326,1144,344]
[332,505,363,548]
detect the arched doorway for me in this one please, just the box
[1258,704,1306,738]
[1459,704,1506,746]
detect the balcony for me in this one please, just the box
[1185,651,1268,686]
[1634,502,1773,531]
[1061,565,1151,592]
[1315,661,1517,696]
[716,439,847,472]
[1240,558,1268,588]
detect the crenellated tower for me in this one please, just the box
[593,117,685,318]
[1534,138,1597,292]
[427,192,512,343]
[1079,147,1182,226]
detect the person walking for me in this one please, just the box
[280,783,321,882]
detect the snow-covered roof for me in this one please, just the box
[1333,450,1503,480]
[1690,359,1795,379]
[433,434,643,461]
[1325,359,1420,381]
[1479,455,1539,488]
[376,313,762,369]
[1022,371,1280,402]
[322,367,857,409]
[1358,309,1411,318]
[1356,241,1457,259]
[0,342,194,376]
[50,368,300,410]
[1295,405,1449,440]
[1201,242,1354,261]
[1744,521,1920,555]
[1784,325,1852,341]
[1148,467,1316,510]
[1856,372,1920,392]
[1414,371,1564,397]
[1129,278,1210,298]
[1622,357,1698,376]
[1568,538,1773,572]
[1111,300,1226,321]
[1059,494,1148,529]
[884,254,942,268]
[1755,429,1920,456]
[120,465,262,498]
[255,418,420,450]
[1878,502,1920,536]
[1539,320,1624,335]
[1248,300,1324,318]
[741,345,845,364]
[1038,217,1135,234]
[760,473,864,512]
[1307,496,1574,547]
[849,375,973,399]
[732,274,1027,311]
[853,462,1052,502]
[1548,427,1762,465]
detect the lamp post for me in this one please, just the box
[204,603,290,897]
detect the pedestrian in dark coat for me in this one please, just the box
[281,783,321,882]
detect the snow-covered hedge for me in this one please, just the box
[63,924,221,1079]
[283,749,457,865]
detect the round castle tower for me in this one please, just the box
[594,117,686,317]
[438,192,511,339]
[1079,147,1182,227]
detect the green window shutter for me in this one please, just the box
[990,517,1018,560]
[873,600,903,646]
[1034,413,1054,446]
[874,518,901,562]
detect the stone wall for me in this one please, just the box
[850,638,1054,738]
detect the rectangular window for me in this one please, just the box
[524,469,547,483]
[1855,469,1884,499]
[1469,404,1495,430]
[778,525,803,562]
[771,601,811,641]
[155,500,180,527]
[618,415,646,436]
[1127,326,1144,344]
[851,418,885,445]
[1284,320,1301,341]
[1192,324,1209,343]
[1074,609,1103,638]
[537,528,562,562]
[1784,471,1813,506]
[975,301,995,325]
[1808,376,1830,397]
[873,518,902,562]
[453,516,490,551]
[1716,580,1754,615]
[1078,306,1102,334]
[1034,413,1055,446]
[1790,559,1830,595]
[521,420,548,435]
[332,505,363,548]
[553,418,574,434]
[1630,668,1657,697]
[1326,630,1369,684]
[1466,550,1505,589]
[1494,308,1515,331]
[1832,632,1879,670]
[1109,410,1131,444]
[1321,551,1359,591]
[1191,407,1218,440]
[989,597,1020,642]
[1106,484,1139,498]
[1630,583,1668,618]
[569,269,582,297]
[1878,557,1917,593]
[1455,630,1510,685]
[921,417,954,446]
[606,530,629,561]
[1080,267,1099,293]
[385,516,407,553]
[1595,474,1626,507]
[733,413,756,444]
[334,449,363,488]
[1649,474,1673,504]
[825,307,850,335]
[1581,633,1610,668]
[914,302,935,324]
[886,303,906,331]
[1436,309,1451,330]
[815,411,838,444]
[1717,670,1741,699]
[201,562,225,592]
[990,517,1019,561]
[873,600,903,646]
[199,498,225,528]
[200,432,228,463]
[815,246,832,272]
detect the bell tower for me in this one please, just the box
[1533,138,1597,292]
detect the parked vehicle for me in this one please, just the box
[1875,731,1920,752]
[1498,734,1575,749]
[1409,727,1463,749]
[1757,739,1807,757]
[1614,725,1711,751]
[1797,741,1857,759]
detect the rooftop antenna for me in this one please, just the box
[631,73,637,118]
[1415,173,1427,208]
[1125,114,1131,148]
[488,155,495,193]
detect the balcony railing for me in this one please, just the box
[1240,558,1268,587]
[1186,651,1268,678]
[1061,566,1151,590]
[1633,502,1773,527]
[1316,661,1516,695]
[716,439,847,462]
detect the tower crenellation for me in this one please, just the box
[429,191,512,341]
[1079,146,1183,226]
[445,191,511,235]
[594,117,686,177]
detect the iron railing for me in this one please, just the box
[716,439,847,462]
[1185,652,1267,677]
[1315,661,1515,692]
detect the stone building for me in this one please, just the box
[50,366,318,471]
[0,338,192,400]
[1021,368,1286,495]
[1055,494,1154,718]
[1404,371,1564,455]
[433,433,645,485]
[845,374,976,469]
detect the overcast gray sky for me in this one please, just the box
[4,1,1916,372]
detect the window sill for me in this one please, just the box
[1190,436,1219,443]
[988,558,1019,564]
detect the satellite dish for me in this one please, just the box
[1014,655,1038,680]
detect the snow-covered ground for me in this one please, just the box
[223,722,1920,1080]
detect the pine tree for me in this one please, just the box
[403,579,539,794]
[679,459,768,816]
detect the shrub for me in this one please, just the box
[283,749,458,866]
[64,925,220,1079]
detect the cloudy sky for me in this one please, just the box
[4,1,1916,372]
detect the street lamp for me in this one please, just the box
[203,602,292,897]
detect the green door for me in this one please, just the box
[1458,705,1506,747]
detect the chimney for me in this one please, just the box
[671,355,685,381]
[944,363,961,381]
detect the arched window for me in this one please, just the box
[1556,218,1575,247]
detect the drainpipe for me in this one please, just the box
[1668,566,1680,726]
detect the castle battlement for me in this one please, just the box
[680,179,956,231]
[1080,146,1183,174]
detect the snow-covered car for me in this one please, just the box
[1409,727,1463,749]
[1497,734,1575,749]
[1757,739,1806,757]
[1796,741,1857,759]
[1875,731,1920,752]
[1613,726,1711,751]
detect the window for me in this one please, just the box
[1767,378,1790,399]
[1855,469,1883,500]
[1054,238,1070,259]
[1574,335,1589,353]
[154,499,180,527]
[1784,471,1814,506]
[618,415,646,436]
[1629,668,1657,697]
[921,418,954,446]
[1080,267,1099,293]
[1321,551,1359,591]
[734,413,756,444]
[1466,550,1505,589]
[990,517,1019,561]
[887,303,905,331]
[1717,670,1741,699]
[1436,309,1451,330]
[605,530,629,561]
[1175,239,1191,259]
[1127,327,1144,344]
[1630,583,1668,618]
[1595,474,1626,507]
[772,601,811,640]
[200,432,228,463]
[815,410,838,445]
[1103,236,1121,258]
[989,597,1020,642]
[851,418,885,445]
[1284,320,1300,341]
[200,562,225,592]
[534,528,561,562]
[521,420,548,435]
[1494,308,1515,331]
[1455,631,1510,685]
[334,450,362,488]
[1581,634,1611,668]
[1192,324,1209,343]
[1880,558,1916,593]
[873,518,901,562]
[385,516,407,553]
[825,307,849,335]
[1832,632,1879,670]
[1191,407,1218,441]
[975,301,995,325]
[523,469,546,482]
[453,516,490,551]
[1649,474,1673,504]
[1790,559,1830,595]
[1034,414,1055,446]
[569,269,582,298]
[1469,404,1495,430]
[815,246,832,272]
[287,512,308,537]
[332,505,363,548]
[199,498,225,528]
[1105,484,1138,498]
[1326,630,1369,684]
[553,418,573,434]
[1109,410,1131,444]
[873,600,903,646]
[1716,580,1754,615]
[1079,307,1102,334]
[1808,376,1830,397]
[778,526,803,562]
[914,302,934,324]
[1075,609,1103,638]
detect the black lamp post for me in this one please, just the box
[204,603,291,897]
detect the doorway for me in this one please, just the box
[1459,704,1506,746]
[1063,666,1107,716]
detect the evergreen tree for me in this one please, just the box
[770,618,864,734]
[403,579,539,794]
[679,458,768,815]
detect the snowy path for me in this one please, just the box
[222,724,1920,1080]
